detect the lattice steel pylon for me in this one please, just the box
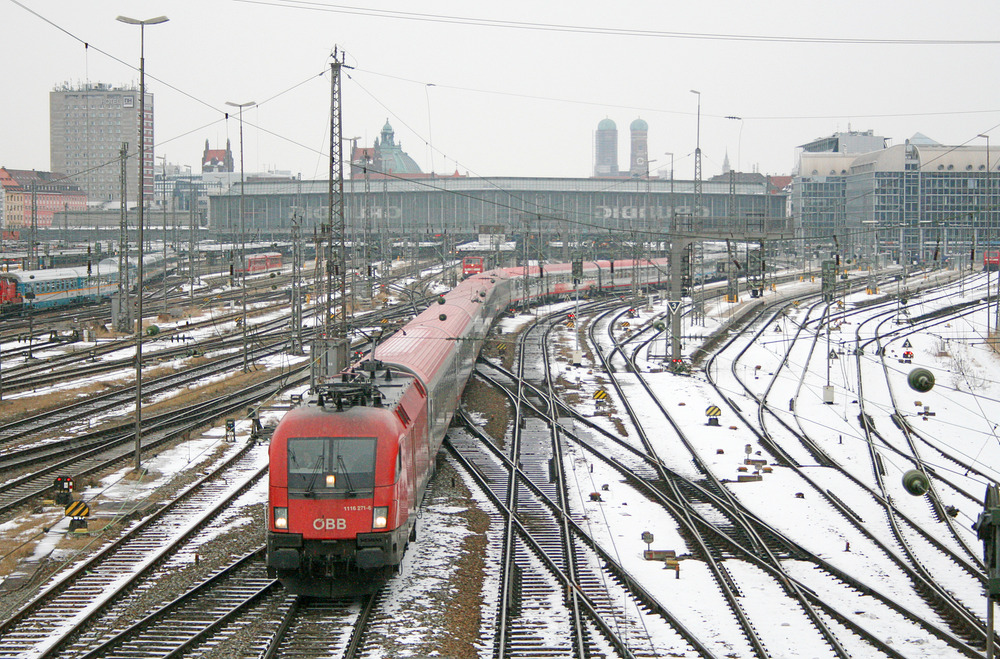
[327,49,350,343]
[692,142,704,325]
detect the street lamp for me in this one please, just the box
[663,152,675,232]
[117,13,168,473]
[425,83,436,175]
[690,90,701,156]
[226,100,256,373]
[725,115,743,174]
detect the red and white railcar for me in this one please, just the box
[984,250,1000,272]
[239,251,283,274]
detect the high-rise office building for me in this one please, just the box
[50,82,153,204]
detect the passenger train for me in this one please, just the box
[0,253,167,313]
[266,257,669,596]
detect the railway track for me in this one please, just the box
[464,287,976,657]
[0,439,271,657]
[704,272,991,655]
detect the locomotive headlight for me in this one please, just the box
[325,474,336,487]
[373,506,389,529]
[274,507,288,529]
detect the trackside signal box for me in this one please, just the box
[53,476,74,506]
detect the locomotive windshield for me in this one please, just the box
[287,437,376,496]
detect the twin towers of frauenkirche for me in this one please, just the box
[594,117,649,178]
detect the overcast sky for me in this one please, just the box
[5,0,1000,182]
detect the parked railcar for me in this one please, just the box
[239,252,282,274]
[266,258,667,596]
[984,250,1000,271]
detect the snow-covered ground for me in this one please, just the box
[1,264,995,658]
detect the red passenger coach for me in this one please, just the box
[267,268,513,596]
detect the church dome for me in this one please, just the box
[598,118,616,131]
[630,118,648,132]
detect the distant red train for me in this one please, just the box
[266,257,668,596]
[239,252,282,274]
[461,255,484,277]
[985,250,1000,271]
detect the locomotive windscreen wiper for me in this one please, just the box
[337,454,356,494]
[303,455,324,497]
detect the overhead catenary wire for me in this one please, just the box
[235,0,1000,47]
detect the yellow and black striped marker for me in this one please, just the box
[594,390,609,401]
[705,406,721,417]
[65,500,90,517]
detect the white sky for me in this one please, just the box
[5,1,1000,181]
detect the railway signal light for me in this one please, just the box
[907,368,935,393]
[902,469,930,496]
[973,484,1000,597]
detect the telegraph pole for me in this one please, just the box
[226,100,255,373]
[29,184,38,270]
[117,142,131,332]
[291,214,303,354]
[188,204,195,307]
[363,151,372,303]
[160,154,168,316]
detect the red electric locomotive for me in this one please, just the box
[461,255,484,277]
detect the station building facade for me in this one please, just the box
[207,176,790,249]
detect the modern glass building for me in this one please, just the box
[844,141,998,265]
[795,132,999,266]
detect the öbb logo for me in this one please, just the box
[314,518,347,530]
